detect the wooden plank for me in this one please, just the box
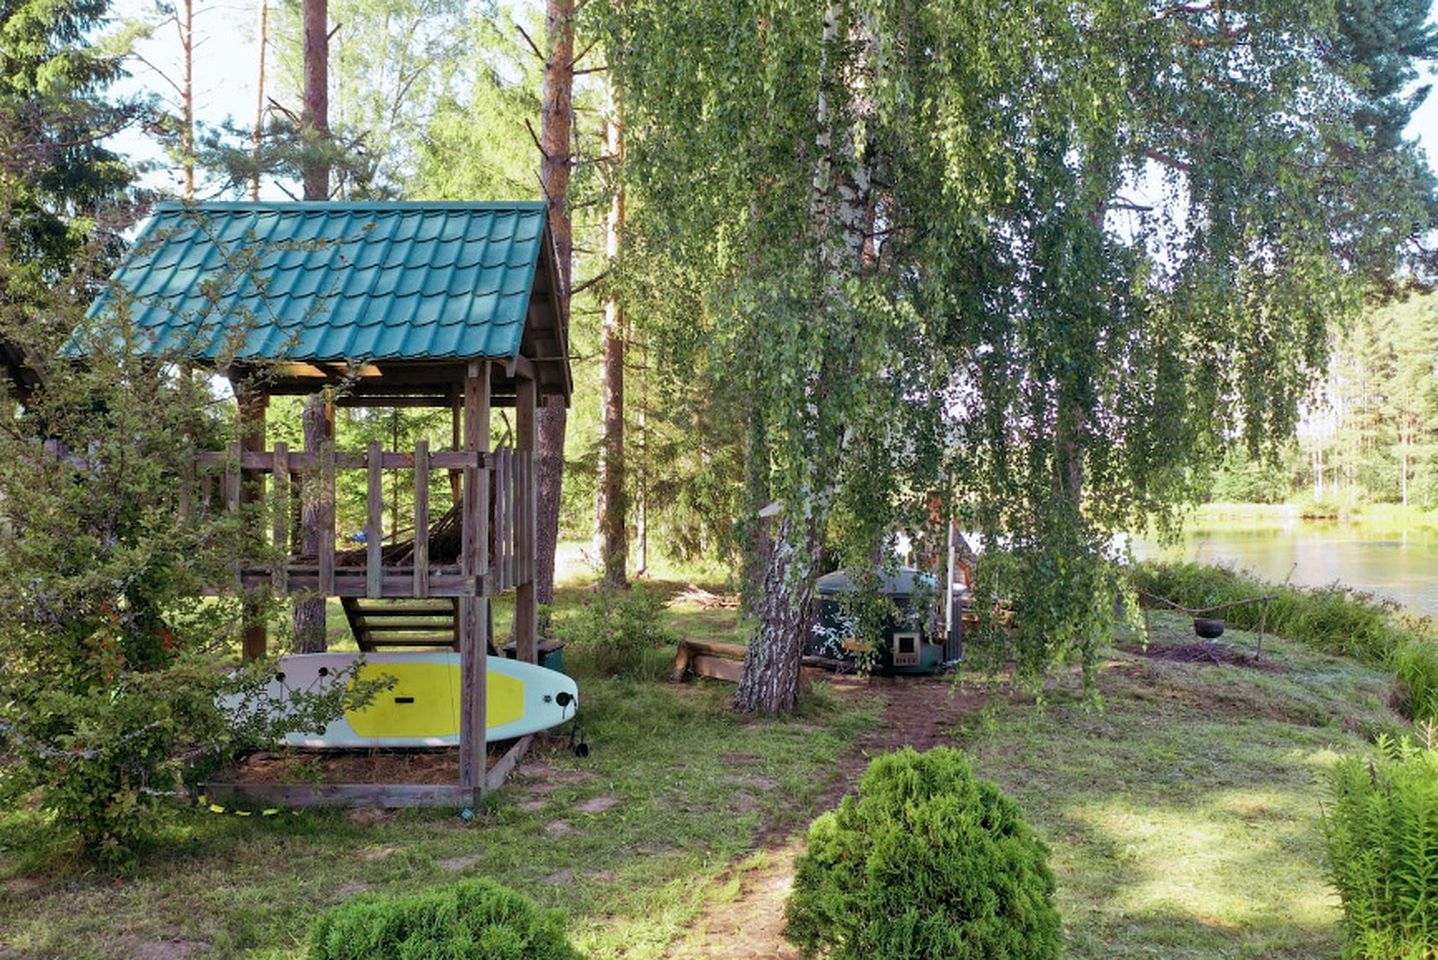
[413,439,429,598]
[319,440,335,597]
[237,387,268,661]
[366,442,383,598]
[271,442,289,593]
[197,450,481,471]
[361,621,461,631]
[679,639,749,659]
[359,635,458,649]
[203,781,476,810]
[224,442,241,513]
[231,572,487,597]
[509,448,520,586]
[344,603,455,616]
[688,654,746,684]
[497,447,510,591]
[484,735,534,791]
[459,360,491,799]
[514,377,537,662]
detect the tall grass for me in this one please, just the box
[1132,561,1438,725]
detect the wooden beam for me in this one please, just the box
[459,359,491,801]
[484,735,534,791]
[319,438,335,597]
[514,376,537,663]
[203,781,477,809]
[271,442,289,593]
[237,387,268,660]
[413,439,429,598]
[366,441,383,598]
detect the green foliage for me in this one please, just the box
[554,585,677,678]
[0,0,136,289]
[1131,561,1438,724]
[599,0,1428,699]
[1392,641,1438,729]
[1323,733,1438,959]
[1209,448,1296,505]
[307,877,582,960]
[0,272,362,859]
[785,747,1061,960]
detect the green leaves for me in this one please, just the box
[1324,735,1438,958]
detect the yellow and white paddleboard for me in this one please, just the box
[248,652,578,748]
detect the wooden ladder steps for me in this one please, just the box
[342,598,460,652]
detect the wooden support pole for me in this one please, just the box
[319,437,336,597]
[238,387,268,661]
[366,441,383,598]
[414,439,429,598]
[459,360,492,801]
[449,384,462,506]
[515,375,538,663]
[272,441,289,593]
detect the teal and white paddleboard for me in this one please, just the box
[234,652,579,748]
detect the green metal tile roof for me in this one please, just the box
[87,201,550,363]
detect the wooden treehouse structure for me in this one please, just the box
[90,201,570,805]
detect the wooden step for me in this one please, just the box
[341,597,497,655]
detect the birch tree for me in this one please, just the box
[607,0,1433,711]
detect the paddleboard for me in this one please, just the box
[232,652,579,748]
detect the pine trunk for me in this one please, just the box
[301,0,329,201]
[293,393,332,651]
[180,0,194,199]
[596,100,627,589]
[534,0,574,623]
[251,0,268,201]
[292,0,331,649]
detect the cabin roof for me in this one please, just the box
[86,201,570,399]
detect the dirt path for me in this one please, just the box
[667,676,982,960]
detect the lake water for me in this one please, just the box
[1130,520,1438,617]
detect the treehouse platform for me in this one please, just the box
[86,201,572,805]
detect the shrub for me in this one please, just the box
[555,585,677,677]
[1323,734,1438,959]
[308,878,582,960]
[785,747,1061,960]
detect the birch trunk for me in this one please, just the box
[534,0,574,625]
[735,3,875,713]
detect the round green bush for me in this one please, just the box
[785,746,1061,960]
[307,877,582,960]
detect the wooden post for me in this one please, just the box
[515,376,538,663]
[414,439,429,598]
[319,437,335,597]
[272,441,289,593]
[238,386,268,661]
[449,384,463,507]
[366,440,383,598]
[459,360,492,801]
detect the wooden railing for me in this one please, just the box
[190,441,532,599]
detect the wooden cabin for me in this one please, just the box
[88,200,571,804]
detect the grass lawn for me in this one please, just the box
[954,612,1405,959]
[0,576,1412,959]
